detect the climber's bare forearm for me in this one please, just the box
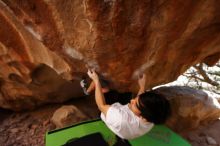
[137,86,145,96]
[87,81,95,94]
[137,74,146,95]
[94,79,110,116]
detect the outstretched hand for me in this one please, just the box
[138,74,146,89]
[87,69,99,81]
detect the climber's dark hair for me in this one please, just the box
[137,90,171,124]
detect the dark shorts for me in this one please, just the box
[104,90,133,105]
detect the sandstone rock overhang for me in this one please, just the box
[0,0,220,111]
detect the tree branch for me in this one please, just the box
[193,64,219,86]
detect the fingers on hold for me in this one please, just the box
[87,70,92,76]
[138,74,143,79]
[88,69,93,73]
[91,68,96,73]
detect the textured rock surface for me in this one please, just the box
[1,0,220,110]
[51,105,88,128]
[156,86,220,132]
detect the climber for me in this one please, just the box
[85,69,171,140]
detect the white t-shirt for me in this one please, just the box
[101,102,154,140]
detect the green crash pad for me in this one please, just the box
[45,119,191,146]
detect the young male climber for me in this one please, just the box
[86,69,171,140]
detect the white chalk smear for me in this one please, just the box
[64,44,84,60]
[25,25,42,41]
[132,60,155,79]
[0,42,8,55]
[84,58,100,71]
[64,43,100,71]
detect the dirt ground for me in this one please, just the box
[0,96,219,146]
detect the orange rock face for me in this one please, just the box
[0,0,220,110]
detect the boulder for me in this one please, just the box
[156,86,220,132]
[206,136,217,145]
[51,105,88,128]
